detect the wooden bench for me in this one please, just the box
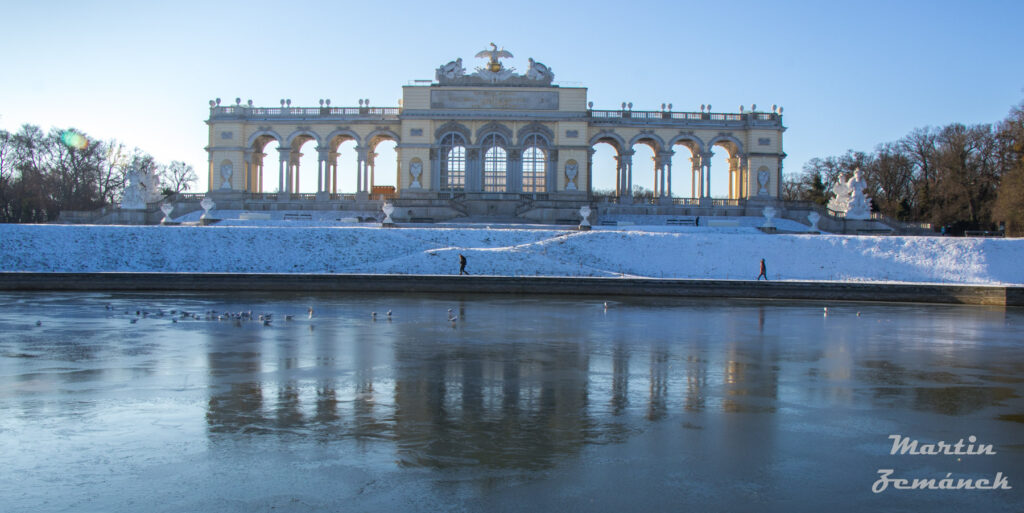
[666,216,698,226]
[283,213,313,221]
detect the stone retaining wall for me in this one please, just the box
[1,273,1019,306]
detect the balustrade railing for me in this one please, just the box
[711,199,742,207]
[171,193,205,201]
[211,106,401,119]
[672,197,702,206]
[588,110,779,123]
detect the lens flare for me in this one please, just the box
[60,131,89,150]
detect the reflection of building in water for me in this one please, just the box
[391,336,591,469]
[200,303,805,469]
[206,348,265,433]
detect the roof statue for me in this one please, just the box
[435,44,554,86]
[475,42,513,72]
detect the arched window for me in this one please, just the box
[521,134,547,193]
[481,133,507,192]
[441,133,466,191]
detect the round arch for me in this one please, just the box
[516,122,555,147]
[588,131,627,155]
[365,128,401,150]
[667,134,705,154]
[475,122,513,146]
[706,135,745,199]
[434,121,471,144]
[629,132,666,154]
[324,128,361,148]
[246,131,284,193]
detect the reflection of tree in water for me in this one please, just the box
[857,359,1019,416]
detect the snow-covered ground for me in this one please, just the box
[2,220,1022,285]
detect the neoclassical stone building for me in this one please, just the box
[205,45,786,221]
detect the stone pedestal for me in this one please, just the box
[315,191,331,202]
[577,224,591,231]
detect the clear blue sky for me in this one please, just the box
[2,0,1022,195]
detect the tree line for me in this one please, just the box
[0,124,197,223]
[783,102,1024,235]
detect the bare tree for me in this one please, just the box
[98,139,129,206]
[161,160,197,194]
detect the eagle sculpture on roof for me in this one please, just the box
[475,42,513,72]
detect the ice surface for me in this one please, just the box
[0,293,1021,512]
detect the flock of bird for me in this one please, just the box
[28,304,472,329]
[92,303,319,327]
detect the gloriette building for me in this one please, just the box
[203,45,787,223]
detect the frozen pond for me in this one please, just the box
[1,292,1022,512]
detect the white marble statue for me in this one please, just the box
[526,58,555,83]
[120,168,147,210]
[409,161,422,189]
[435,58,466,81]
[827,169,873,220]
[844,169,873,220]
[565,163,578,191]
[827,178,852,213]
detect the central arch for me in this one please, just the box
[480,132,508,192]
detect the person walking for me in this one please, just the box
[459,254,469,275]
[757,258,768,281]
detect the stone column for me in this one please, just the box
[243,151,253,193]
[507,149,522,193]
[652,155,662,197]
[430,147,441,191]
[367,152,377,196]
[659,151,674,198]
[702,151,714,198]
[328,151,339,194]
[617,151,633,201]
[355,146,367,194]
[690,155,701,199]
[316,147,327,193]
[546,149,558,194]
[624,151,634,198]
[741,152,749,198]
[467,148,480,192]
[586,149,595,199]
[277,148,290,194]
